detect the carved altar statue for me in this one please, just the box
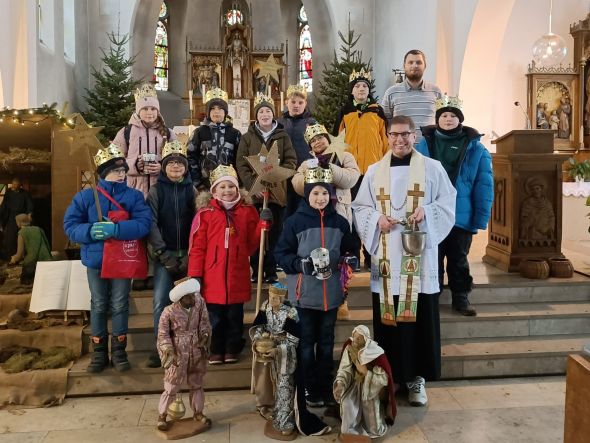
[519,176,555,245]
[226,31,248,98]
[558,97,571,139]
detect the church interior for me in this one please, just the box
[1,0,590,442]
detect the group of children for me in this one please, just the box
[62,69,391,431]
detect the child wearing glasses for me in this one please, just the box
[64,144,152,373]
[144,140,196,368]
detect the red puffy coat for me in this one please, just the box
[188,198,262,304]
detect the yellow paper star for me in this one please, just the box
[253,54,284,84]
[246,141,296,196]
[58,113,104,157]
[324,129,349,163]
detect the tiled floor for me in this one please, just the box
[0,376,566,442]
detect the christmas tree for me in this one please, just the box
[314,21,376,134]
[84,32,141,146]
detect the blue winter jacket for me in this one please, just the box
[277,109,315,167]
[416,125,493,233]
[275,200,355,311]
[63,179,152,269]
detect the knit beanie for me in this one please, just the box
[206,98,229,120]
[161,140,189,171]
[254,95,275,118]
[435,95,464,123]
[304,181,335,201]
[94,144,129,178]
[209,164,240,193]
[134,83,160,114]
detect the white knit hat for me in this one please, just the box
[169,278,201,302]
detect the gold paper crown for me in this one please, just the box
[304,123,329,144]
[204,87,229,104]
[435,95,463,111]
[94,143,124,168]
[254,94,273,109]
[304,167,333,185]
[210,164,238,184]
[349,67,372,83]
[162,140,187,160]
[286,84,308,99]
[134,83,158,102]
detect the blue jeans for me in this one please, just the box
[296,307,338,398]
[87,268,131,338]
[152,260,174,337]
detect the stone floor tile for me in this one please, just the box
[446,382,565,410]
[41,424,229,443]
[380,412,429,442]
[0,396,145,433]
[417,405,564,443]
[0,432,47,443]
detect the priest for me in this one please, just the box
[351,115,456,407]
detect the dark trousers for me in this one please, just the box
[296,307,338,398]
[350,175,368,264]
[207,303,245,355]
[251,202,283,278]
[438,226,474,295]
[372,292,441,385]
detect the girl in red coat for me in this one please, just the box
[188,164,272,364]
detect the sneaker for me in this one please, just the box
[251,275,258,283]
[208,354,224,365]
[452,293,477,316]
[305,391,325,408]
[224,353,239,364]
[407,376,427,406]
[276,266,284,272]
[264,273,278,284]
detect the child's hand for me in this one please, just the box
[145,162,161,175]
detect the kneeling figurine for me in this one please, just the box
[333,325,396,441]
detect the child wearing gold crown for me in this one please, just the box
[187,87,242,191]
[113,83,177,199]
[416,95,493,317]
[274,165,355,409]
[236,94,297,283]
[64,144,152,373]
[144,140,196,367]
[188,164,273,364]
[277,84,316,217]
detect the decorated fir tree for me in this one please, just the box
[84,32,141,146]
[314,22,376,133]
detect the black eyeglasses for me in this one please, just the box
[387,131,414,139]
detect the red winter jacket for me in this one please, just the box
[188,198,262,304]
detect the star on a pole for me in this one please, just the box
[246,142,296,196]
[324,129,349,163]
[57,113,104,157]
[253,54,284,84]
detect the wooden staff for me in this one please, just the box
[255,189,269,313]
[85,142,103,221]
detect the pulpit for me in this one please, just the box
[483,130,570,271]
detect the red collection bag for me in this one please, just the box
[97,187,148,279]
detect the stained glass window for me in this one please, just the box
[298,6,312,92]
[153,1,169,91]
[225,9,243,26]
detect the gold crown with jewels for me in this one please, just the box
[205,87,229,104]
[94,143,125,168]
[286,84,308,99]
[210,164,238,184]
[134,83,158,102]
[304,123,329,144]
[162,140,187,160]
[349,67,372,83]
[435,95,463,111]
[254,94,273,108]
[304,166,333,184]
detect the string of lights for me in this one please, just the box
[0,103,76,128]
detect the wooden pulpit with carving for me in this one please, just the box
[483,130,570,271]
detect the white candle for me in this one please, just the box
[267,84,271,97]
[280,91,284,108]
[188,90,193,111]
[580,125,584,147]
[202,84,206,103]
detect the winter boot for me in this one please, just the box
[111,335,131,372]
[87,336,109,373]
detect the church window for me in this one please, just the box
[38,0,55,51]
[298,5,312,92]
[63,0,75,62]
[153,1,169,91]
[225,8,243,26]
